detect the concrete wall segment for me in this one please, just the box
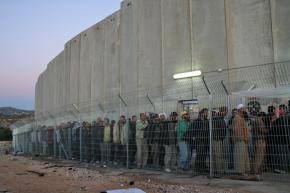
[34,0,290,122]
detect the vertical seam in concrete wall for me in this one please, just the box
[103,22,107,113]
[119,5,123,117]
[88,37,92,115]
[160,0,164,112]
[224,0,230,91]
[77,34,81,108]
[269,0,276,88]
[136,0,140,113]
[189,0,194,99]
[102,22,106,112]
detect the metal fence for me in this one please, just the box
[11,62,290,182]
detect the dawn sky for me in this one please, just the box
[0,0,121,110]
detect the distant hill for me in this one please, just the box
[0,107,34,116]
[0,107,34,129]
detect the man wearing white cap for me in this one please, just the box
[232,104,250,175]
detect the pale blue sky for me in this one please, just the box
[0,0,121,110]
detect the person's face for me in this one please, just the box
[120,116,126,124]
[183,113,189,120]
[239,107,247,114]
[171,115,177,121]
[140,113,146,121]
[279,108,286,116]
[154,116,160,123]
[220,110,228,117]
[132,116,137,122]
[104,119,109,125]
[203,111,208,119]
[160,115,166,121]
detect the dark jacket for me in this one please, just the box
[160,120,177,145]
[268,115,290,145]
[145,122,161,144]
[212,116,227,141]
[193,118,209,145]
[251,117,267,141]
[184,118,209,147]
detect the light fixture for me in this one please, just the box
[173,70,202,80]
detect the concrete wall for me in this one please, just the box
[35,0,290,124]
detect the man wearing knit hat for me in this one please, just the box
[232,104,250,175]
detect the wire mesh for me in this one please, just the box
[11,63,290,182]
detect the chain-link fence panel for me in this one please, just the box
[11,63,290,183]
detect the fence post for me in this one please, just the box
[72,104,82,162]
[54,127,57,157]
[80,126,82,162]
[126,114,129,169]
[58,130,62,159]
[209,95,213,178]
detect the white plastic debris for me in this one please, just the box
[105,188,146,193]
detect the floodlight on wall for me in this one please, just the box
[173,70,202,80]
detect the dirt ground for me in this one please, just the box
[0,155,288,193]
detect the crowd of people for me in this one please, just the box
[47,102,290,176]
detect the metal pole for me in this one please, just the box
[72,104,82,162]
[126,109,129,169]
[221,80,229,95]
[54,127,57,157]
[79,126,82,162]
[203,76,213,178]
[146,94,156,113]
[209,95,213,178]
[68,126,72,159]
[202,76,211,95]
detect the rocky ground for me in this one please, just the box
[0,155,288,193]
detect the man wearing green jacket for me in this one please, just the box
[177,111,190,170]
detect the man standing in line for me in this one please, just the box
[268,104,290,173]
[101,118,111,164]
[251,112,267,174]
[232,104,250,176]
[113,115,127,165]
[192,108,209,173]
[177,111,190,171]
[136,113,149,168]
[163,112,178,172]
[212,107,228,175]
[129,115,137,166]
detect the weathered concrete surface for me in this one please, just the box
[79,29,93,121]
[103,12,121,119]
[161,0,193,113]
[270,0,290,87]
[119,0,139,116]
[35,0,290,123]
[89,22,105,120]
[271,0,290,62]
[134,0,162,113]
[191,0,228,96]
[69,35,81,110]
[226,0,275,91]
[55,51,65,123]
